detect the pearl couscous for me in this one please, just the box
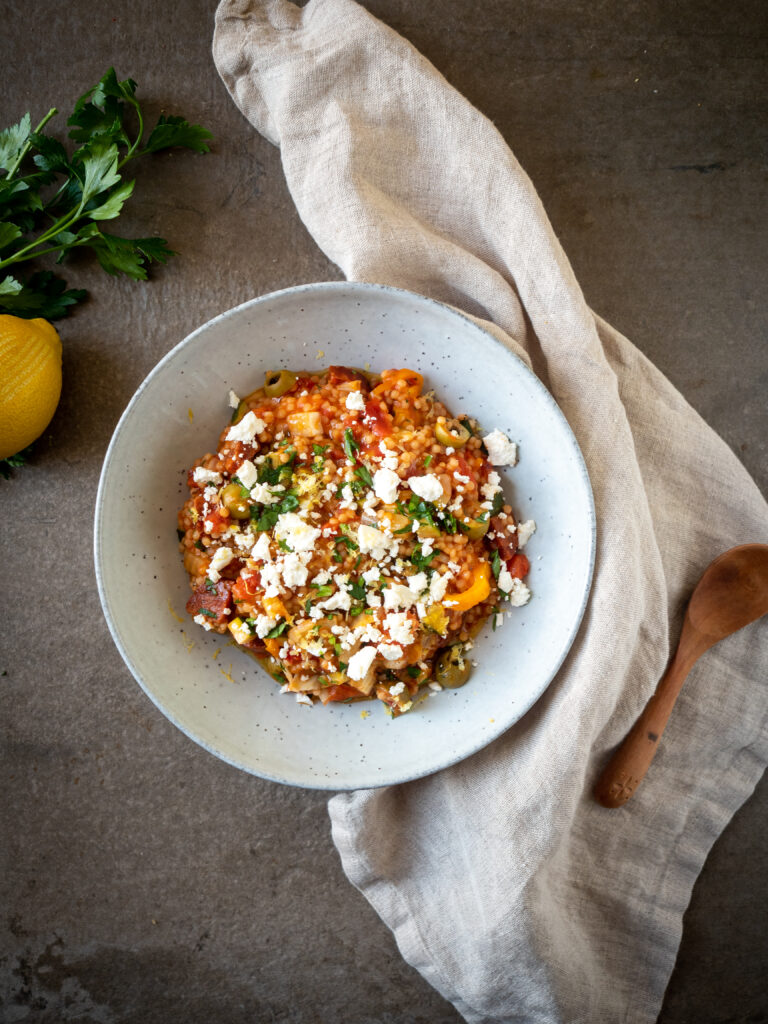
[178,366,534,715]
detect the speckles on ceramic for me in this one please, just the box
[94,281,596,790]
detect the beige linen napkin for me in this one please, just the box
[213,2,768,1020]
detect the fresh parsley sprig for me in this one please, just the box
[0,68,212,320]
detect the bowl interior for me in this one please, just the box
[95,282,595,788]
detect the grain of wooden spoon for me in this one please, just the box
[594,543,768,808]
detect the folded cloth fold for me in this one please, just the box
[213,2,768,1020]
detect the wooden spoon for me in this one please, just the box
[594,543,768,808]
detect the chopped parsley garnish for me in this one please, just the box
[312,443,328,456]
[194,539,205,551]
[491,490,504,516]
[204,578,217,593]
[329,637,342,657]
[424,454,433,468]
[491,605,500,631]
[343,427,359,462]
[406,666,421,678]
[312,584,334,598]
[304,598,313,614]
[199,608,216,618]
[349,604,365,617]
[354,464,373,488]
[349,578,366,601]
[411,545,437,571]
[491,549,502,580]
[277,539,292,553]
[265,620,290,639]
[252,490,299,532]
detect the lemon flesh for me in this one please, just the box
[0,315,63,460]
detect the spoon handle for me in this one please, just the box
[593,639,699,808]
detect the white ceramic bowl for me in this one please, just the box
[94,282,595,789]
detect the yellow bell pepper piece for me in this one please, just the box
[263,596,292,623]
[444,562,491,612]
[228,617,252,646]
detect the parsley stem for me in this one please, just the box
[4,107,58,182]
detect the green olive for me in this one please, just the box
[434,645,472,689]
[220,482,251,519]
[264,370,297,398]
[435,418,470,448]
[459,517,489,540]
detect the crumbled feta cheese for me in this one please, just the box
[373,467,400,504]
[312,569,332,586]
[250,482,278,505]
[507,578,531,607]
[275,512,321,553]
[260,563,283,598]
[366,591,382,608]
[497,567,514,594]
[389,680,406,695]
[357,523,395,558]
[384,612,415,646]
[407,572,428,596]
[416,601,427,619]
[236,459,258,489]
[234,531,255,552]
[339,484,356,508]
[250,533,272,562]
[193,613,213,631]
[495,611,504,629]
[408,474,443,503]
[480,470,502,502]
[428,681,443,692]
[348,646,377,681]
[226,410,265,443]
[281,553,309,588]
[203,485,219,504]
[296,693,313,706]
[228,390,240,409]
[428,572,450,603]
[453,472,470,484]
[207,546,234,582]
[345,390,366,411]
[379,644,404,663]
[482,429,517,466]
[309,606,324,620]
[362,567,380,585]
[321,588,352,612]
[383,583,418,611]
[254,614,278,638]
[516,519,536,547]
[193,466,222,486]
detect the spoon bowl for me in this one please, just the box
[594,543,768,808]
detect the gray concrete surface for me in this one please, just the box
[2,1,767,1021]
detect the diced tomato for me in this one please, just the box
[221,442,256,475]
[507,553,530,579]
[294,375,317,392]
[186,580,233,624]
[202,508,229,537]
[363,398,394,438]
[232,573,262,604]
[327,366,369,387]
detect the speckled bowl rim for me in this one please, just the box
[94,281,596,789]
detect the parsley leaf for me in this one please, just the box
[343,428,359,462]
[411,546,437,571]
[491,550,502,580]
[265,620,289,639]
[0,69,211,320]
